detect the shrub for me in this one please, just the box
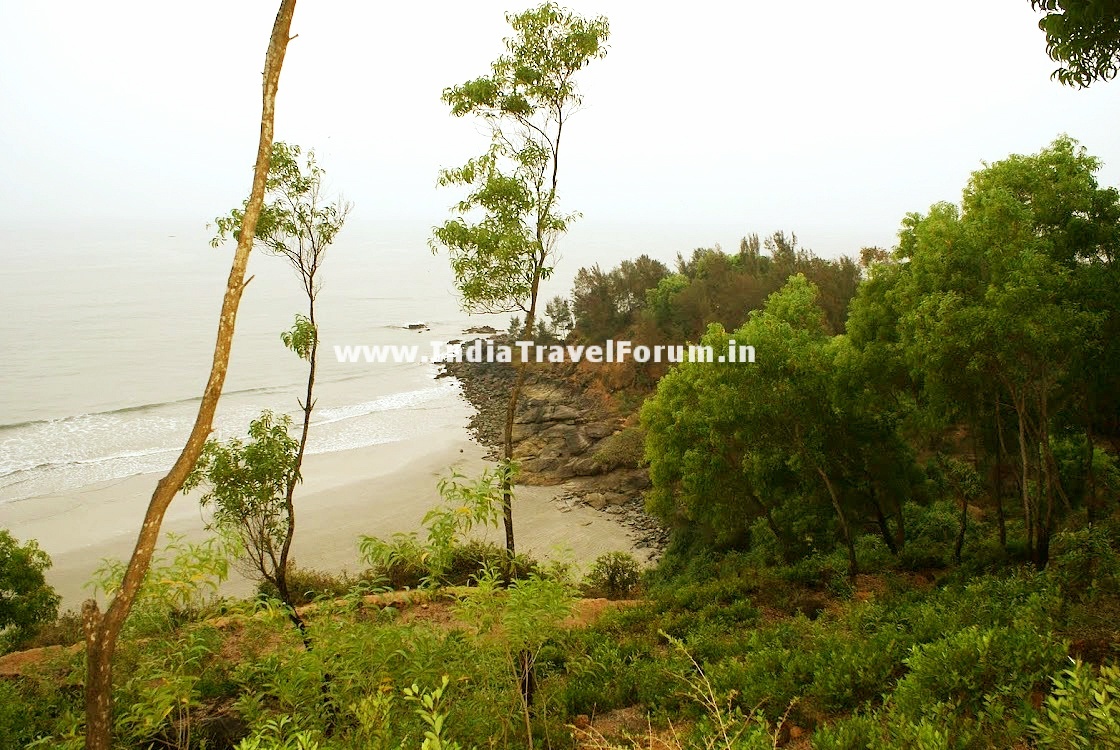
[1031,660,1120,749]
[897,501,958,570]
[18,609,83,650]
[443,541,538,586]
[0,529,61,652]
[893,623,1067,720]
[855,534,897,573]
[87,533,230,636]
[591,427,645,471]
[584,551,642,599]
[257,564,379,606]
[1046,526,1120,603]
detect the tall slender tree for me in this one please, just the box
[431,2,609,559]
[79,3,297,747]
[211,142,350,619]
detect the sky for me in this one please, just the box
[1,0,1118,258]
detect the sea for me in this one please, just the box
[0,219,745,510]
[0,220,511,507]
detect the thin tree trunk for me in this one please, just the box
[278,300,316,639]
[1037,429,1053,567]
[954,488,968,563]
[993,401,1006,548]
[1014,393,1035,564]
[81,5,297,747]
[500,273,543,567]
[1086,425,1098,523]
[817,466,857,580]
[870,484,899,556]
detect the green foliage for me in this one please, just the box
[897,500,959,570]
[0,529,60,651]
[1032,0,1120,86]
[1031,660,1120,749]
[1045,526,1120,603]
[212,141,350,294]
[88,533,230,636]
[893,623,1067,719]
[431,3,609,318]
[257,564,380,607]
[359,469,505,587]
[403,676,463,750]
[281,313,316,361]
[235,716,321,750]
[184,410,299,593]
[543,294,573,338]
[583,551,642,599]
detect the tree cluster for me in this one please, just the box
[643,137,1120,571]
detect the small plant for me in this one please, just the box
[235,716,320,750]
[0,529,61,652]
[584,551,642,599]
[360,469,503,587]
[87,533,230,636]
[591,427,646,472]
[404,676,463,750]
[184,410,301,610]
[1031,660,1120,749]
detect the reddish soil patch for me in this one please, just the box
[0,643,82,678]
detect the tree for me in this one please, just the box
[642,276,870,575]
[184,412,300,620]
[79,3,297,747]
[1031,0,1120,86]
[0,530,60,651]
[431,2,609,560]
[892,137,1118,564]
[212,142,350,616]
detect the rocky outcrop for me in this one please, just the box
[439,353,669,555]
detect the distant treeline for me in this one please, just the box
[562,136,1120,572]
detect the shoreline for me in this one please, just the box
[4,387,646,611]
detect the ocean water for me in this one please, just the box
[0,217,755,508]
[0,220,506,506]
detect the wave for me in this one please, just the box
[0,446,178,484]
[0,382,301,431]
[311,386,450,427]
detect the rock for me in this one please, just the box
[463,325,498,334]
[405,323,427,330]
[604,492,629,506]
[583,421,617,439]
[584,492,607,510]
[568,456,604,476]
[511,422,548,442]
[541,404,581,422]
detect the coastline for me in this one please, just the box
[4,386,645,611]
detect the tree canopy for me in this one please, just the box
[1032,0,1120,86]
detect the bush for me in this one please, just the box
[18,609,83,650]
[257,564,379,606]
[0,530,61,652]
[897,501,958,570]
[893,623,1067,720]
[583,551,642,599]
[591,427,645,471]
[442,541,539,586]
[855,534,897,573]
[1046,526,1120,603]
[1031,660,1120,749]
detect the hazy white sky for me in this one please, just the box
[1,0,1118,257]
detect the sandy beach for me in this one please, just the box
[2,419,642,611]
